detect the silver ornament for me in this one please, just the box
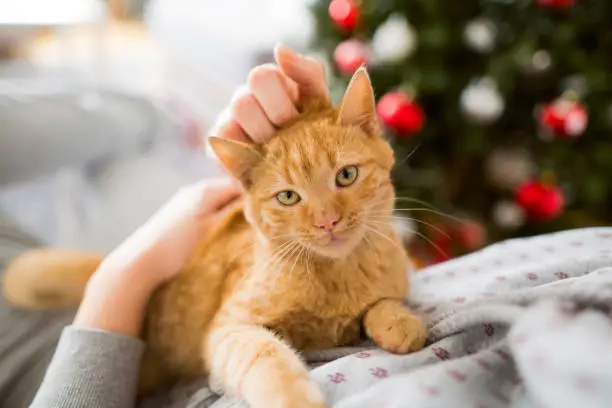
[460,77,505,124]
[517,49,553,75]
[486,147,535,190]
[492,201,526,230]
[372,13,417,63]
[561,75,588,97]
[463,18,497,53]
[531,50,552,72]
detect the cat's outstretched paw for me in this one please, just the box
[246,377,327,408]
[242,360,327,408]
[365,300,427,354]
[283,378,328,408]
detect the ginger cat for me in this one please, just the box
[2,68,426,408]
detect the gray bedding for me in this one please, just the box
[0,213,73,408]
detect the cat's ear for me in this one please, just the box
[208,137,262,187]
[336,67,380,136]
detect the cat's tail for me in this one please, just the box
[2,248,104,309]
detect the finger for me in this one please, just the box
[204,178,243,204]
[248,64,299,126]
[208,193,243,221]
[280,73,300,104]
[231,86,276,144]
[274,44,329,101]
[206,187,242,213]
[208,107,250,143]
[186,178,242,215]
[205,109,249,163]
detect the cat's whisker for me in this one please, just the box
[367,219,449,259]
[305,250,313,281]
[229,233,293,263]
[372,207,465,224]
[256,244,291,276]
[300,246,308,275]
[254,240,296,277]
[364,196,442,220]
[363,223,406,255]
[369,214,450,239]
[407,229,449,259]
[363,234,375,254]
[232,234,301,266]
[336,133,351,163]
[288,245,305,280]
[353,199,395,219]
[393,143,421,167]
[394,196,437,210]
[265,241,302,291]
[228,235,291,266]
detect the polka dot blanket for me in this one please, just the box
[142,227,612,408]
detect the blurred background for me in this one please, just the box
[0,0,610,266]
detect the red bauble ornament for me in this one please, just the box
[424,224,453,264]
[515,180,565,222]
[376,91,425,135]
[540,99,588,138]
[536,0,575,9]
[328,0,360,32]
[431,234,453,264]
[333,39,369,75]
[454,220,487,250]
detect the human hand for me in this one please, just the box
[92,178,242,291]
[209,45,330,145]
[75,178,241,336]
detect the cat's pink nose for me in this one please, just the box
[315,216,340,232]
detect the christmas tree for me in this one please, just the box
[310,0,612,263]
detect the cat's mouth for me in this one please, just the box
[317,227,358,248]
[325,233,344,246]
[306,227,364,258]
[309,232,343,250]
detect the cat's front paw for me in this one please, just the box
[368,309,427,354]
[281,378,328,408]
[243,366,327,408]
[248,378,327,408]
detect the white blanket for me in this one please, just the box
[145,227,612,408]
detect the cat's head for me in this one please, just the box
[210,68,395,259]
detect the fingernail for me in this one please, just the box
[274,42,285,54]
[276,43,300,60]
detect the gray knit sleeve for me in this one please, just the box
[30,326,145,408]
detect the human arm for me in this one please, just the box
[72,178,242,337]
[29,179,241,408]
[0,89,167,187]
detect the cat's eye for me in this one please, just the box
[276,190,301,206]
[336,166,359,187]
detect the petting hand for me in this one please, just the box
[93,178,242,290]
[209,44,330,145]
[74,178,241,336]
